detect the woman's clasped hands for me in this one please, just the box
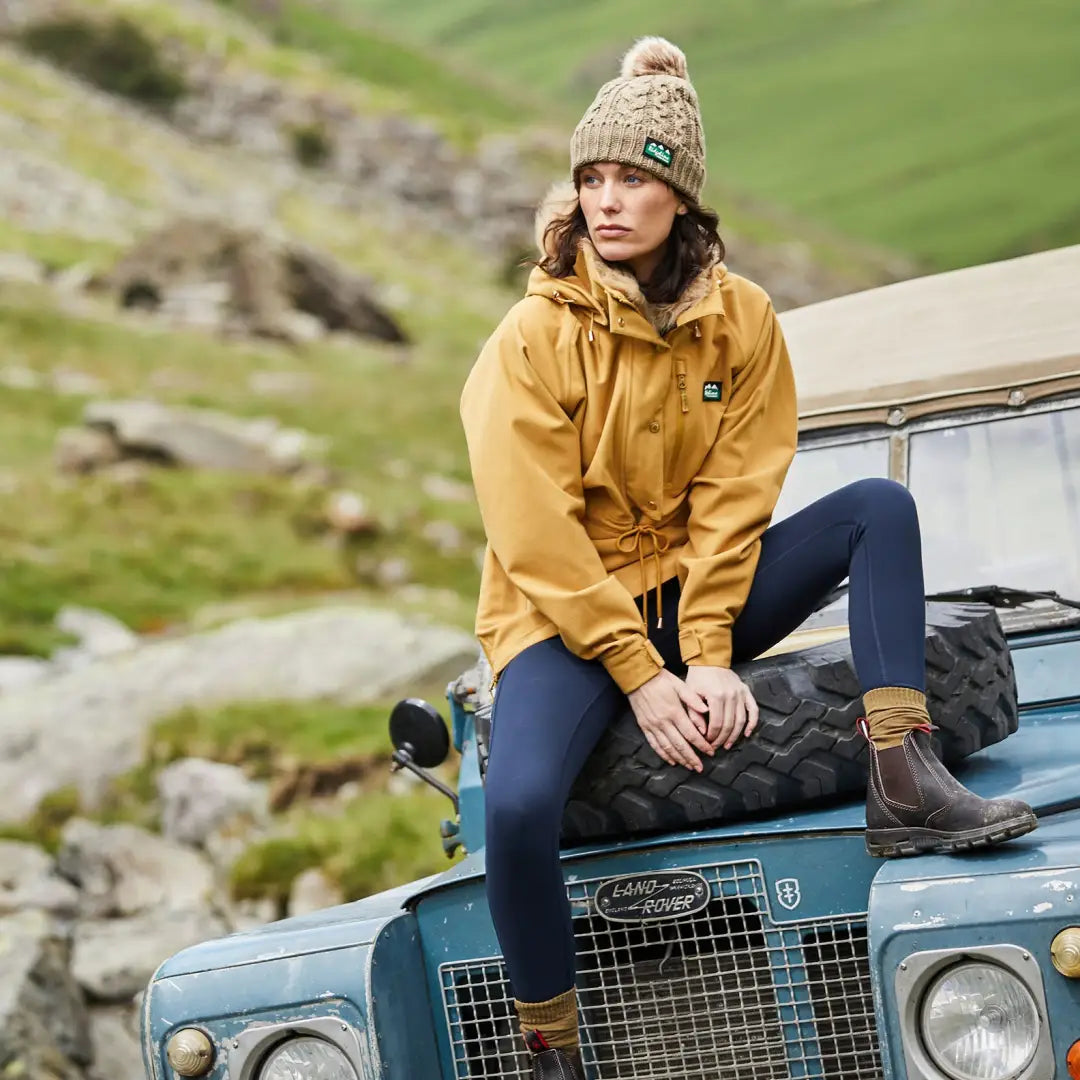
[627,665,759,772]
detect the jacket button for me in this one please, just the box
[647,500,658,511]
[648,421,660,433]
[617,317,624,326]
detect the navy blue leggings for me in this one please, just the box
[485,478,925,1003]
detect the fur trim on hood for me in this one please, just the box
[533,181,720,336]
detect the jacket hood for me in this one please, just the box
[528,180,724,336]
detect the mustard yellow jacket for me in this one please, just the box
[460,238,798,694]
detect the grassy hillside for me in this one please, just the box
[342,0,1080,269]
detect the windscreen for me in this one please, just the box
[908,406,1080,596]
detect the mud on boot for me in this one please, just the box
[863,722,1038,858]
[525,1031,587,1079]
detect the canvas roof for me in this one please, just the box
[778,244,1080,430]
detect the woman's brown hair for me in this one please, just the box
[537,185,725,306]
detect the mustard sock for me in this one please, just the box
[515,987,579,1054]
[864,687,931,749]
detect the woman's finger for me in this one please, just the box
[660,716,703,772]
[642,727,676,767]
[712,692,737,749]
[744,687,760,737]
[676,683,709,731]
[672,708,713,756]
[723,695,749,750]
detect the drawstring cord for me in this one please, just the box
[616,523,671,630]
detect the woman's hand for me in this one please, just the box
[627,670,712,772]
[683,665,759,751]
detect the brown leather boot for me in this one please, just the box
[863,723,1037,857]
[525,1032,586,1079]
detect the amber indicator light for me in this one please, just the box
[1068,1038,1080,1080]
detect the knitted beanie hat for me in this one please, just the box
[571,37,706,202]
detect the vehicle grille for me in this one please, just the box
[440,860,882,1080]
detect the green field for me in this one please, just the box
[342,0,1080,269]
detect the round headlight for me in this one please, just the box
[258,1036,358,1080]
[921,962,1039,1080]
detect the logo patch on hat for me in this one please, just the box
[703,381,722,402]
[643,138,674,167]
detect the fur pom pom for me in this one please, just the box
[620,36,688,80]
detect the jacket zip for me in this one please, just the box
[666,355,689,489]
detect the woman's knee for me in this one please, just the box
[485,777,562,855]
[841,477,918,523]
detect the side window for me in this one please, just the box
[773,438,891,523]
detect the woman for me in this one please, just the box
[460,38,1036,1080]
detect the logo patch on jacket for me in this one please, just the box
[703,381,723,402]
[643,138,673,167]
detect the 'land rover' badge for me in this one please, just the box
[594,871,710,923]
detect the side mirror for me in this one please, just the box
[389,698,450,768]
[388,699,457,816]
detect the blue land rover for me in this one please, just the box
[142,245,1080,1080]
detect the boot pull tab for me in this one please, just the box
[525,1030,551,1054]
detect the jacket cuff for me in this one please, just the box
[601,637,665,694]
[679,627,733,669]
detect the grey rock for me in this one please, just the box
[0,251,45,285]
[0,607,477,822]
[288,867,343,917]
[87,1005,144,1080]
[55,606,139,660]
[422,520,465,556]
[54,426,122,475]
[220,896,276,934]
[57,819,215,919]
[0,841,80,917]
[421,473,475,503]
[284,245,406,343]
[0,363,43,390]
[72,909,226,1003]
[0,656,51,694]
[248,369,315,398]
[157,758,267,848]
[0,909,91,1077]
[105,219,407,343]
[82,398,319,474]
[325,490,378,536]
[50,367,107,397]
[374,557,412,589]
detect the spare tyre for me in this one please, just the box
[558,601,1018,843]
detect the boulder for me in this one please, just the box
[87,1005,144,1080]
[54,426,122,474]
[71,908,226,1003]
[0,656,51,694]
[0,909,91,1078]
[157,758,268,849]
[55,606,139,660]
[103,220,407,343]
[56,819,215,919]
[325,490,379,536]
[284,246,406,343]
[288,867,344,917]
[82,398,320,473]
[0,251,45,285]
[0,607,478,822]
[0,841,80,917]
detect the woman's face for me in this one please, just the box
[578,162,684,283]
